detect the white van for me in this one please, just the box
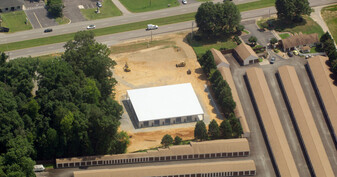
[146,24,159,30]
[33,165,45,172]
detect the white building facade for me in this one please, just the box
[126,83,204,128]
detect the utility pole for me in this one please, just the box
[151,30,153,42]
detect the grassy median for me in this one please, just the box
[0,0,276,52]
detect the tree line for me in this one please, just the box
[0,31,128,176]
[197,50,243,139]
[320,32,337,75]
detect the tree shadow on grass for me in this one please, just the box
[264,18,308,32]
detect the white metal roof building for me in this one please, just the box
[126,83,204,128]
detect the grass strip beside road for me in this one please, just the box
[80,0,122,20]
[0,13,195,52]
[120,0,179,13]
[322,5,337,40]
[0,0,276,52]
[1,11,33,33]
[237,0,275,12]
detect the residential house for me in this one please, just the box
[280,33,319,52]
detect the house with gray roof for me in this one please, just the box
[0,0,24,13]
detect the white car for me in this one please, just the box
[182,0,187,4]
[87,25,96,29]
[33,165,45,172]
[97,2,102,8]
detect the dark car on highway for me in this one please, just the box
[44,28,53,33]
[287,51,293,57]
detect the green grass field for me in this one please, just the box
[279,33,290,39]
[258,16,324,38]
[188,37,237,57]
[1,11,32,33]
[322,5,337,41]
[237,0,275,12]
[55,16,70,25]
[120,0,179,12]
[80,0,122,20]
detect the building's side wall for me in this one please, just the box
[138,114,201,128]
[0,5,22,13]
[57,150,250,169]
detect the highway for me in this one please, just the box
[3,0,337,59]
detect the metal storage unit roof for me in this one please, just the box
[246,67,299,177]
[56,139,249,164]
[73,160,256,177]
[127,83,204,122]
[278,65,334,177]
[307,56,337,143]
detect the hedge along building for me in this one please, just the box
[126,83,204,128]
[210,48,250,137]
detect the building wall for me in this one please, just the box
[57,151,250,168]
[0,5,22,13]
[243,56,259,66]
[139,114,202,128]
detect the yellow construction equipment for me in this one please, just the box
[176,61,186,67]
[124,62,131,72]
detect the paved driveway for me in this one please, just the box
[241,20,276,46]
[24,1,58,29]
[63,0,96,23]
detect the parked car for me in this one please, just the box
[96,2,102,8]
[182,0,187,4]
[146,24,158,31]
[270,57,275,64]
[33,165,45,172]
[87,25,96,29]
[287,51,293,57]
[44,28,53,33]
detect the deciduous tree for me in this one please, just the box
[194,121,208,141]
[161,134,173,147]
[275,0,311,22]
[174,136,182,145]
[195,1,241,38]
[208,119,220,139]
[220,119,232,139]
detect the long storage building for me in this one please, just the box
[278,65,334,177]
[73,160,257,177]
[56,139,250,168]
[246,67,299,177]
[307,56,337,145]
[211,48,250,137]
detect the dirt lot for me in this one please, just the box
[110,33,220,152]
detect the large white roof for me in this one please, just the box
[127,83,204,122]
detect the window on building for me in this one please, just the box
[187,116,192,122]
[176,117,181,123]
[165,119,170,124]
[154,120,160,126]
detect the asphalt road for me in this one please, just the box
[1,0,336,45]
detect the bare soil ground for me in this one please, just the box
[110,32,220,152]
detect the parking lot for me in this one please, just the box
[225,50,337,176]
[63,0,98,23]
[24,1,58,29]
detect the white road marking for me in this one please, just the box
[33,12,43,28]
